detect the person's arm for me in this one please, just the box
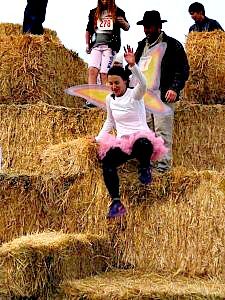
[124,46,147,100]
[85,31,91,54]
[85,9,95,54]
[130,65,147,100]
[166,42,189,102]
[189,25,194,33]
[95,96,115,142]
[116,16,130,31]
[115,9,130,31]
[167,41,189,98]
[211,20,224,31]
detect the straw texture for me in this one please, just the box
[59,269,225,299]
[173,102,225,170]
[115,168,225,279]
[1,102,225,174]
[0,22,225,299]
[0,232,112,298]
[0,103,105,173]
[0,166,225,280]
[41,138,99,178]
[184,30,225,104]
[0,23,87,107]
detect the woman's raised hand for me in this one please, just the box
[124,45,135,67]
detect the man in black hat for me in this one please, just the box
[23,0,48,35]
[135,10,189,173]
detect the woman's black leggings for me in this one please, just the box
[101,138,153,200]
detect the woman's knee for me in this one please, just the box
[88,67,99,81]
[132,138,153,156]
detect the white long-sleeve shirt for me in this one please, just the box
[96,64,149,142]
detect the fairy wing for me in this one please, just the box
[139,42,167,90]
[144,89,171,115]
[66,84,171,114]
[65,84,111,110]
[138,42,171,115]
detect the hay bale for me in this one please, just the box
[0,103,105,173]
[0,23,87,107]
[59,269,225,299]
[184,30,225,104]
[0,170,108,244]
[173,103,225,170]
[41,138,99,178]
[0,232,112,298]
[114,168,225,279]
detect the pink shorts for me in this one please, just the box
[88,45,114,74]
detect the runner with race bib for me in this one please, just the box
[85,0,130,108]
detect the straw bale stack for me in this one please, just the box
[173,102,225,170]
[184,30,225,104]
[0,103,105,173]
[0,232,112,298]
[0,135,108,243]
[1,166,225,279]
[1,102,224,174]
[59,269,225,299]
[0,23,87,107]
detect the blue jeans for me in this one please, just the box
[23,0,48,34]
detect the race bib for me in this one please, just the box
[139,56,152,72]
[97,17,113,31]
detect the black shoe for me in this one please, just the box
[138,166,152,184]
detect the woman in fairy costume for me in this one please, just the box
[95,46,167,218]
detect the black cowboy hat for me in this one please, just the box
[137,10,167,26]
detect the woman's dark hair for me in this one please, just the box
[107,66,130,87]
[188,2,205,15]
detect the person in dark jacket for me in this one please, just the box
[188,2,223,32]
[135,10,189,173]
[23,0,48,35]
[85,0,129,86]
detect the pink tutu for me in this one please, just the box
[97,131,168,161]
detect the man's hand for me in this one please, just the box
[165,90,177,102]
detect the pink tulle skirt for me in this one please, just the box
[97,131,168,161]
